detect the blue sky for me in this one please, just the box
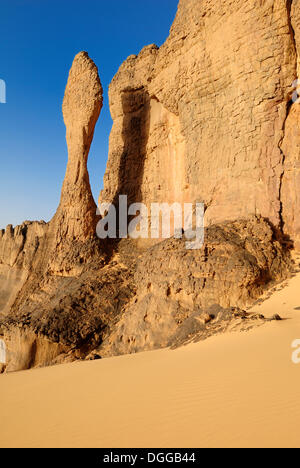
[0,0,178,229]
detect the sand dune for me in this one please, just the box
[1,271,300,448]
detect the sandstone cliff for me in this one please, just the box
[101,0,300,247]
[1,0,299,371]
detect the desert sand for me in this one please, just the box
[1,269,300,448]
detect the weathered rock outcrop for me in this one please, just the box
[100,217,291,356]
[100,0,300,248]
[0,221,47,315]
[1,1,300,371]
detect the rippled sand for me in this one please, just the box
[1,272,300,448]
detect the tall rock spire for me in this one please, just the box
[55,51,103,241]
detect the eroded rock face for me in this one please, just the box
[1,327,69,373]
[0,222,47,315]
[100,217,291,356]
[100,0,300,247]
[0,257,135,371]
[101,83,186,213]
[281,0,300,249]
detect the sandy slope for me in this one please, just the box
[1,271,300,448]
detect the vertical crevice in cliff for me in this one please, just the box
[278,101,293,232]
[287,0,296,50]
[278,0,297,233]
